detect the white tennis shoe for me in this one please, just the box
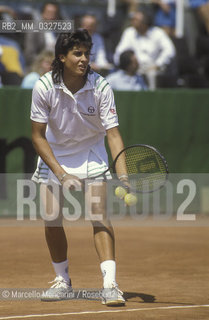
[102,284,125,306]
[41,275,73,301]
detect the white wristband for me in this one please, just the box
[60,173,67,182]
[118,174,128,180]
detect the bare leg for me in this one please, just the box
[93,220,115,262]
[86,181,125,304]
[40,183,72,301]
[45,226,68,262]
[40,183,67,263]
[87,181,115,262]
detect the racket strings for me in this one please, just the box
[122,146,167,192]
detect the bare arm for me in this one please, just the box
[106,126,128,180]
[32,120,66,179]
[31,120,80,186]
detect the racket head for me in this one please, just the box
[113,144,169,193]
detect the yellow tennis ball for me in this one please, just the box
[124,193,138,206]
[115,186,127,199]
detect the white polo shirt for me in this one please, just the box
[30,70,119,157]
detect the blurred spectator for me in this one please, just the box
[151,0,176,37]
[189,0,209,35]
[102,0,139,63]
[24,2,61,69]
[80,14,112,73]
[0,5,25,85]
[107,0,138,17]
[0,36,25,85]
[114,9,176,89]
[0,5,25,50]
[189,0,209,84]
[106,49,147,90]
[21,50,54,89]
[0,5,17,19]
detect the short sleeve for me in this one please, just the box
[30,80,50,123]
[99,84,119,130]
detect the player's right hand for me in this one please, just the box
[62,173,82,191]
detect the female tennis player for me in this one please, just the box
[30,29,126,306]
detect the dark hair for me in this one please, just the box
[119,50,135,71]
[51,29,93,84]
[138,9,153,27]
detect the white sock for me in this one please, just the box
[52,259,70,284]
[100,260,117,288]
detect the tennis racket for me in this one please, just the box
[88,144,168,193]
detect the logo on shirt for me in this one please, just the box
[88,106,95,114]
[110,108,116,114]
[80,105,96,117]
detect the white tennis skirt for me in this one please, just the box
[32,148,111,185]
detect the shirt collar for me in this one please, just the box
[54,71,94,94]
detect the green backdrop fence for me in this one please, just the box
[1,88,209,174]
